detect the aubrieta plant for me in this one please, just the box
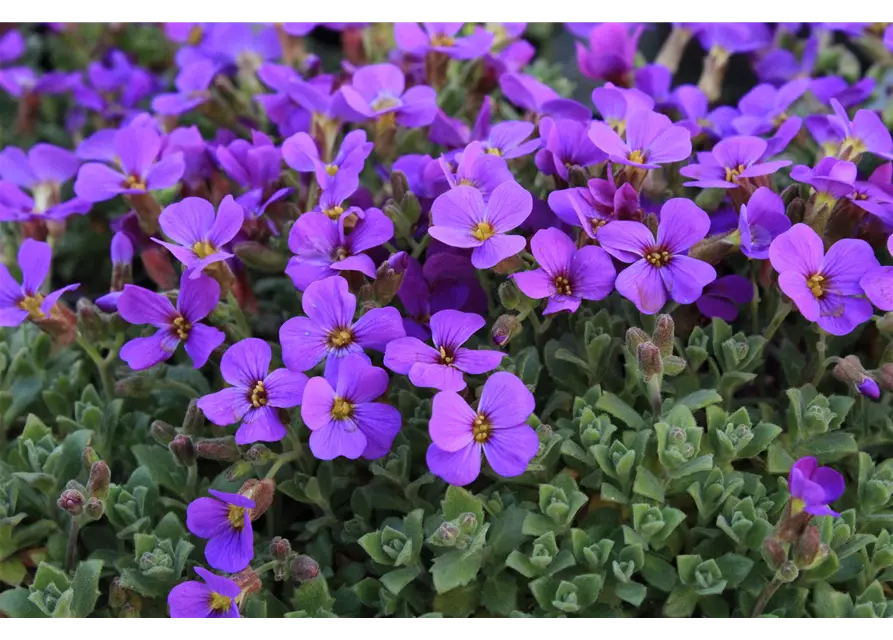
[3,21,893,620]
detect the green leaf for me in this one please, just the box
[32,562,70,591]
[675,389,722,411]
[614,581,647,607]
[641,553,678,592]
[481,572,518,616]
[0,559,26,586]
[595,392,645,430]
[431,550,484,594]
[513,346,541,388]
[70,559,103,618]
[358,532,392,566]
[632,467,665,502]
[131,444,187,494]
[291,578,335,615]
[799,431,859,458]
[0,587,46,618]
[441,485,484,525]
[715,553,753,588]
[663,586,699,617]
[380,567,419,595]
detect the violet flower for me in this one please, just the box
[285,207,394,291]
[769,224,877,335]
[591,85,654,136]
[498,72,591,121]
[427,372,537,486]
[333,63,437,128]
[513,227,616,315]
[118,273,225,369]
[634,64,672,108]
[829,98,893,161]
[738,187,792,259]
[732,78,810,136]
[0,239,79,327]
[548,170,640,238]
[72,50,156,119]
[788,456,845,517]
[0,144,90,221]
[599,198,716,314]
[283,129,373,190]
[0,30,24,65]
[433,141,515,202]
[680,136,791,189]
[671,85,739,138]
[216,130,281,199]
[429,181,532,269]
[301,353,401,460]
[848,163,893,226]
[430,97,540,158]
[186,489,255,572]
[152,59,216,116]
[790,157,857,203]
[198,338,308,444]
[279,275,404,378]
[859,233,893,312]
[589,109,692,170]
[394,23,494,60]
[575,23,642,84]
[695,275,754,322]
[535,117,608,181]
[74,125,185,203]
[810,76,875,109]
[168,567,241,618]
[384,309,503,391]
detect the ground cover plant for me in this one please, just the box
[1,21,893,619]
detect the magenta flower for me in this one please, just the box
[285,207,394,291]
[333,63,437,128]
[548,169,640,238]
[429,181,532,269]
[394,23,494,60]
[0,144,90,221]
[599,198,716,314]
[0,239,79,327]
[498,72,591,121]
[859,233,893,312]
[588,110,692,170]
[790,157,857,200]
[74,125,185,203]
[118,273,225,370]
[186,489,255,572]
[283,129,373,190]
[301,353,401,460]
[680,136,791,189]
[769,224,877,335]
[434,141,514,202]
[732,78,810,136]
[513,227,616,315]
[738,187,792,259]
[198,338,308,445]
[426,372,537,486]
[168,567,241,618]
[788,456,845,517]
[575,23,642,84]
[279,275,404,378]
[695,275,754,322]
[154,196,244,278]
[591,85,654,135]
[152,59,216,116]
[535,117,608,181]
[829,98,893,161]
[384,309,503,392]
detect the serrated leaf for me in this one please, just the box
[430,550,484,594]
[70,559,103,618]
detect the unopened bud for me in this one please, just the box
[761,536,787,569]
[82,446,100,470]
[76,298,106,342]
[567,165,590,188]
[833,355,880,400]
[109,577,128,609]
[290,555,320,582]
[625,327,650,352]
[637,342,663,381]
[652,314,675,357]
[877,312,893,336]
[195,436,241,462]
[87,461,111,500]
[58,489,85,516]
[181,398,204,435]
[498,280,523,310]
[793,525,825,569]
[776,560,799,583]
[116,375,155,398]
[141,245,178,290]
[240,478,276,521]
[233,241,289,273]
[877,363,893,392]
[457,512,477,534]
[232,567,263,596]
[536,423,553,440]
[858,377,881,400]
[169,435,196,467]
[84,496,104,521]
[434,522,461,545]
[373,252,408,305]
[151,420,177,446]
[119,603,140,618]
[492,254,523,275]
[390,170,409,202]
[492,314,522,348]
[244,444,273,463]
[270,537,292,562]
[785,198,806,225]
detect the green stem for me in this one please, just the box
[65,518,80,572]
[411,234,430,259]
[751,578,782,617]
[264,450,300,480]
[811,331,828,387]
[186,464,198,502]
[157,380,201,398]
[76,335,118,401]
[253,561,277,577]
[227,292,251,338]
[763,302,792,344]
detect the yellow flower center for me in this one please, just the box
[458,178,476,186]
[772,112,789,128]
[438,345,454,365]
[325,164,339,176]
[227,504,246,530]
[249,380,267,408]
[485,147,502,156]
[192,240,216,259]
[187,25,204,46]
[645,249,671,267]
[123,174,147,190]
[724,164,745,183]
[376,111,397,132]
[838,136,867,162]
[553,275,572,296]
[472,414,492,444]
[791,497,806,515]
[371,96,400,113]
[18,293,45,320]
[327,328,353,348]
[331,396,354,420]
[627,149,646,164]
[323,206,344,220]
[471,221,496,242]
[208,592,232,614]
[172,315,192,340]
[430,34,456,47]
[608,118,626,136]
[807,273,826,299]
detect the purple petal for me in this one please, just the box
[656,198,710,254]
[178,274,221,322]
[115,126,161,177]
[159,197,216,246]
[120,331,180,370]
[206,195,244,247]
[18,238,50,294]
[769,224,824,276]
[615,260,667,314]
[430,185,486,247]
[571,245,616,301]
[426,442,482,486]
[74,163,127,202]
[184,324,225,368]
[198,387,252,426]
[186,496,230,538]
[822,238,878,295]
[335,356,389,403]
[309,419,367,460]
[352,306,405,352]
[598,221,653,263]
[204,526,253,573]
[145,152,185,190]
[301,376,336,430]
[478,371,535,428]
[514,268,553,300]
[778,272,820,321]
[430,309,485,350]
[235,406,287,445]
[472,235,526,269]
[168,581,215,618]
[354,403,402,459]
[279,316,328,373]
[661,256,716,305]
[861,266,893,311]
[264,368,309,408]
[220,338,270,387]
[452,347,504,375]
[384,337,439,374]
[409,362,466,392]
[117,284,176,326]
[484,424,539,477]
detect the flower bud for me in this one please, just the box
[637,342,663,381]
[877,312,893,336]
[141,245,178,290]
[240,478,276,521]
[492,254,523,275]
[169,435,196,467]
[195,436,241,462]
[793,525,825,570]
[776,560,799,583]
[58,489,85,516]
[233,567,263,596]
[877,363,893,392]
[181,398,204,435]
[233,241,289,273]
[111,231,134,266]
[373,252,408,305]
[108,577,128,609]
[492,314,522,347]
[652,314,675,357]
[290,555,320,582]
[87,461,111,500]
[858,378,881,400]
[116,375,155,398]
[82,446,100,470]
[785,198,806,225]
[625,327,650,352]
[833,355,880,400]
[151,420,177,446]
[84,496,105,521]
[761,536,787,570]
[270,537,292,562]
[119,603,141,618]
[498,280,523,310]
[390,170,409,202]
[434,522,461,546]
[76,298,106,343]
[457,512,477,534]
[244,444,273,463]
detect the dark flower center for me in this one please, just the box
[553,275,573,296]
[438,345,455,365]
[326,328,354,348]
[645,246,672,267]
[227,504,246,530]
[208,592,233,613]
[249,380,267,408]
[807,273,827,299]
[724,164,746,183]
[331,245,349,262]
[472,413,492,444]
[331,396,354,420]
[18,293,45,319]
[471,221,496,242]
[172,315,192,340]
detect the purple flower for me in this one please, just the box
[429,181,532,269]
[168,566,241,618]
[0,239,79,327]
[829,99,893,161]
[591,85,654,135]
[186,489,255,572]
[769,224,877,335]
[430,97,540,159]
[548,170,640,238]
[498,72,591,121]
[201,23,281,69]
[384,309,503,391]
[535,117,608,181]
[434,141,515,202]
[152,60,216,116]
[738,187,792,259]
[285,207,394,291]
[790,157,857,199]
[695,23,771,55]
[575,23,642,84]
[279,275,404,378]
[788,456,845,517]
[216,130,281,195]
[0,144,90,221]
[283,129,373,190]
[513,227,615,315]
[198,338,308,445]
[860,233,893,312]
[810,76,875,109]
[112,231,134,266]
[394,23,494,60]
[680,136,791,189]
[634,64,672,107]
[72,50,157,118]
[118,273,225,370]
[0,67,76,98]
[74,126,185,203]
[0,30,24,65]
[333,63,437,128]
[732,78,809,136]
[695,275,754,322]
[154,196,243,278]
[858,378,881,400]
[426,372,537,486]
[589,110,692,170]
[301,353,401,460]
[671,85,738,138]
[163,126,214,188]
[599,199,716,314]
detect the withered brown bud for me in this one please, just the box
[240,478,276,521]
[761,535,787,570]
[169,435,196,468]
[637,342,663,381]
[270,537,292,562]
[232,567,263,596]
[652,314,675,357]
[195,436,241,462]
[290,554,320,582]
[87,461,111,500]
[793,525,825,570]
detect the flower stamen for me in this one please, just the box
[472,414,492,443]
[208,592,232,613]
[331,396,354,420]
[327,328,353,348]
[18,293,45,320]
[471,221,496,242]
[172,315,192,340]
[249,380,267,408]
[807,273,826,299]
